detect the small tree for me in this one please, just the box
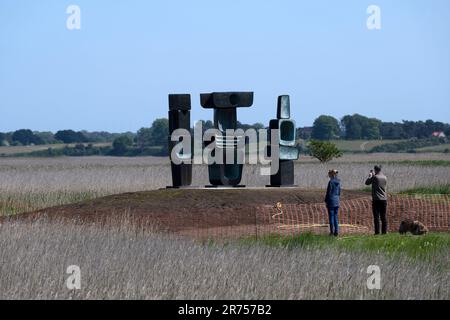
[55,130,88,143]
[12,129,44,145]
[308,140,343,163]
[311,115,341,140]
[136,127,153,149]
[136,118,169,150]
[0,132,7,146]
[112,135,133,155]
[150,118,169,146]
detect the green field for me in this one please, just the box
[319,140,449,153]
[415,143,450,152]
[329,140,403,152]
[399,184,450,195]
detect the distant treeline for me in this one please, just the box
[298,114,450,141]
[0,129,132,147]
[0,119,266,157]
[2,114,449,157]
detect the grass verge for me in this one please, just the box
[240,232,450,261]
[347,160,450,166]
[0,191,101,216]
[382,160,450,166]
[399,184,450,195]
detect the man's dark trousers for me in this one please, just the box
[372,200,387,234]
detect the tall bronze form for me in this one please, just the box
[200,92,254,186]
[168,94,192,188]
[268,95,299,186]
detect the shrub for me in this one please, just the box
[308,140,343,163]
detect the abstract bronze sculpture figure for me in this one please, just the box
[200,92,254,187]
[166,92,298,188]
[168,94,192,188]
[268,95,299,186]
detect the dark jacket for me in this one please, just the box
[325,178,341,208]
[365,173,387,201]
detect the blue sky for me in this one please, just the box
[1,0,449,132]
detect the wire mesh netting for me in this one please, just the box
[178,194,449,240]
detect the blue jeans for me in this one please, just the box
[327,206,339,235]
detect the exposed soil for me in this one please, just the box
[1,188,368,234]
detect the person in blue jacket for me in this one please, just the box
[325,169,341,236]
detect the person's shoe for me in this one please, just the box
[333,233,339,237]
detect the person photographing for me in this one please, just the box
[365,165,388,235]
